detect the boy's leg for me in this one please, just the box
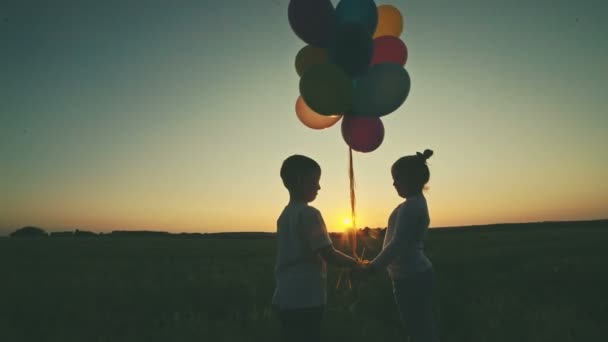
[393,269,439,342]
[277,306,324,342]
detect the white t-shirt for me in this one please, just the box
[370,194,432,279]
[272,201,333,310]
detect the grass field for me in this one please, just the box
[1,221,607,342]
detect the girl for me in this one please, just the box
[367,149,439,342]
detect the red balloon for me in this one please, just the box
[341,116,384,153]
[370,36,408,66]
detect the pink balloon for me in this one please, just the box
[341,116,384,153]
[370,36,408,66]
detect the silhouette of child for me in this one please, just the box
[362,149,440,342]
[272,155,361,342]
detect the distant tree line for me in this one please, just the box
[9,227,99,238]
[7,220,608,239]
[8,226,387,239]
[328,227,387,239]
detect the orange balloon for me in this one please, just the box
[373,5,403,38]
[295,96,342,130]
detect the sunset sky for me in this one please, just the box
[1,0,607,235]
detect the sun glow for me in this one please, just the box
[342,217,352,227]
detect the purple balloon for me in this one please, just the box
[288,0,337,48]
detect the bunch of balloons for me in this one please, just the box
[290,0,410,153]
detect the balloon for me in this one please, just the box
[374,4,403,38]
[288,0,336,47]
[300,63,353,115]
[341,116,384,152]
[335,0,378,36]
[329,23,373,76]
[351,63,410,117]
[295,46,329,77]
[370,36,408,66]
[296,96,342,129]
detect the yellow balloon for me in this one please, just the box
[373,5,403,38]
[295,45,328,77]
[295,96,342,130]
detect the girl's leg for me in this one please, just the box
[393,269,439,342]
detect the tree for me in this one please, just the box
[50,231,74,237]
[74,229,96,238]
[10,226,48,238]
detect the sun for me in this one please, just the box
[342,217,352,227]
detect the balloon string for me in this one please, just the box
[336,148,359,291]
[349,147,358,260]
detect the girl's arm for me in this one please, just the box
[369,200,421,270]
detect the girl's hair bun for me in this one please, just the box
[422,149,433,160]
[416,149,434,161]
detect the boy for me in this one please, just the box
[273,155,361,342]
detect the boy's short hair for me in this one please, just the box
[280,155,321,190]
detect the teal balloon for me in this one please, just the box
[335,0,378,35]
[300,63,353,115]
[352,63,411,117]
[329,23,373,76]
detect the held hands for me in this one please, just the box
[350,259,373,281]
[336,259,373,290]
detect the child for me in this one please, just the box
[365,149,439,342]
[273,155,361,342]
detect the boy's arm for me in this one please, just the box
[301,207,359,269]
[318,246,359,268]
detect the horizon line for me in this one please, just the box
[2,218,607,237]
